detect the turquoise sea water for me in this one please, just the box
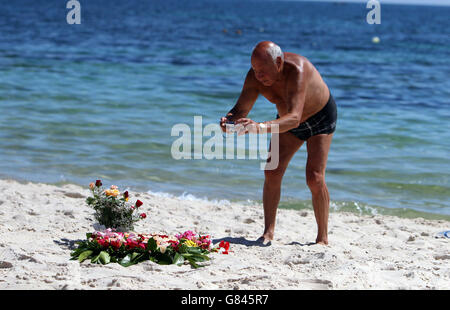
[0,0,449,219]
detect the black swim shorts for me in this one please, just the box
[276,93,337,140]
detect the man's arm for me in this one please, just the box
[220,69,259,131]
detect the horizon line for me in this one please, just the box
[276,0,450,7]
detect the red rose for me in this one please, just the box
[123,191,129,199]
[125,239,138,250]
[219,241,230,254]
[110,240,122,250]
[97,238,109,248]
[95,180,102,187]
[140,213,146,219]
[135,200,143,208]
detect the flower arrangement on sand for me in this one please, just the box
[86,180,146,231]
[73,180,230,268]
[71,229,230,268]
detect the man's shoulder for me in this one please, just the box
[285,54,312,79]
[285,52,312,68]
[284,52,307,62]
[284,60,303,80]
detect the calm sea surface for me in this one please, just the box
[0,0,449,218]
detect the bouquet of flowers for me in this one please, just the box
[71,229,230,268]
[86,180,146,232]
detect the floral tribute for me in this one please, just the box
[86,180,146,231]
[71,229,230,268]
[77,180,230,268]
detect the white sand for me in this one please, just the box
[0,178,448,290]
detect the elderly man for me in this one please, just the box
[220,41,337,245]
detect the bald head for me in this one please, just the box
[251,41,284,64]
[251,41,284,86]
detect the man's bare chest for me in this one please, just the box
[259,88,286,106]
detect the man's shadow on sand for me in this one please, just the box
[213,237,316,247]
[53,238,84,250]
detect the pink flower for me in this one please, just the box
[176,230,196,241]
[168,240,180,251]
[198,236,212,250]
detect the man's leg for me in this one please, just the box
[262,132,304,242]
[305,133,334,245]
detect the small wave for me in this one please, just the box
[146,190,232,206]
[330,201,380,216]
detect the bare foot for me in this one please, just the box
[256,235,272,246]
[315,238,329,245]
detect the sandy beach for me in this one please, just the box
[0,178,448,290]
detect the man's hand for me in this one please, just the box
[220,114,235,133]
[235,118,260,135]
[220,116,228,133]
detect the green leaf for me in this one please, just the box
[91,253,100,264]
[178,243,189,253]
[185,257,200,269]
[98,251,110,264]
[155,253,172,265]
[131,252,141,261]
[86,233,92,239]
[191,254,210,262]
[146,238,157,252]
[70,246,88,258]
[71,246,87,257]
[119,253,142,267]
[186,247,203,255]
[183,253,209,262]
[78,250,93,263]
[173,253,185,266]
[119,254,131,266]
[157,260,170,265]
